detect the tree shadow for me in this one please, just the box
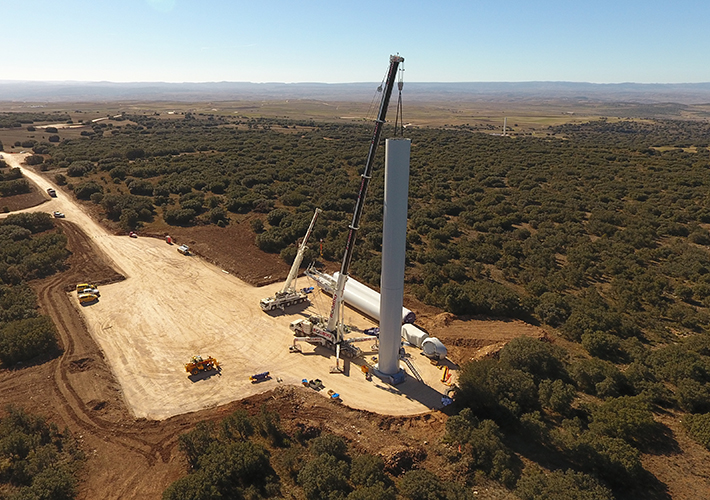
[635,421,681,455]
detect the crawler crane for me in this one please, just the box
[289,54,404,369]
[260,208,322,311]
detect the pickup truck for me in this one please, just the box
[177,245,190,255]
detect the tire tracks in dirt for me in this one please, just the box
[35,221,183,466]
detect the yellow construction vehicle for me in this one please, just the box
[185,355,219,376]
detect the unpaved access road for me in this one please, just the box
[6,153,451,420]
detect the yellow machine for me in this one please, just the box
[185,355,219,376]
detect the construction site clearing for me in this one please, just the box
[75,260,456,420]
[2,151,535,423]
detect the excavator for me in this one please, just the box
[289,54,404,370]
[260,208,322,311]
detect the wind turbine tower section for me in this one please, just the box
[377,138,411,378]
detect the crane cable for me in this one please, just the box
[394,64,405,136]
[366,69,388,122]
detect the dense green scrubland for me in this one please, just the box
[10,111,710,498]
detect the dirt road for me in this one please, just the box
[5,153,452,420]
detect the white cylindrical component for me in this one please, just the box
[378,138,411,376]
[401,323,429,348]
[339,284,380,320]
[334,272,415,323]
[421,337,447,360]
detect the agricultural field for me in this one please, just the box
[2,104,710,499]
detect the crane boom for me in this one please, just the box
[260,208,321,312]
[281,208,321,294]
[326,54,404,335]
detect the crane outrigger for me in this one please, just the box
[289,54,404,370]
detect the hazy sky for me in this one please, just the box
[2,0,708,84]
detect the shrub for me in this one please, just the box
[645,344,710,384]
[73,181,103,200]
[455,359,538,421]
[0,406,82,499]
[534,292,572,326]
[0,316,59,366]
[66,160,93,177]
[443,408,518,486]
[499,336,567,382]
[571,358,627,398]
[350,455,388,488]
[0,178,30,197]
[538,379,576,414]
[676,378,710,413]
[515,468,613,500]
[398,470,467,500]
[347,484,396,500]
[683,412,710,449]
[128,179,154,196]
[250,218,265,234]
[588,396,657,445]
[164,208,196,226]
[298,453,351,500]
[24,154,44,166]
[581,331,625,362]
[267,208,290,227]
[310,433,349,461]
[2,212,53,233]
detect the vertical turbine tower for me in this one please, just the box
[377,138,411,380]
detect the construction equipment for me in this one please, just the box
[260,208,321,312]
[289,55,404,370]
[184,355,219,376]
[249,371,271,383]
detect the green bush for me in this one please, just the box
[683,412,710,449]
[0,178,30,197]
[398,470,467,500]
[538,379,576,414]
[347,484,396,500]
[499,336,567,382]
[1,212,54,233]
[571,358,628,398]
[24,154,44,166]
[676,378,710,413]
[588,396,657,445]
[443,408,518,486]
[456,359,538,421]
[515,468,613,500]
[298,453,351,500]
[73,181,103,200]
[310,433,349,461]
[0,316,59,367]
[0,406,82,499]
[350,455,389,488]
[581,331,625,362]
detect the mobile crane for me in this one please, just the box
[289,54,404,368]
[260,208,322,311]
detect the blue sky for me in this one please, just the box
[2,0,708,84]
